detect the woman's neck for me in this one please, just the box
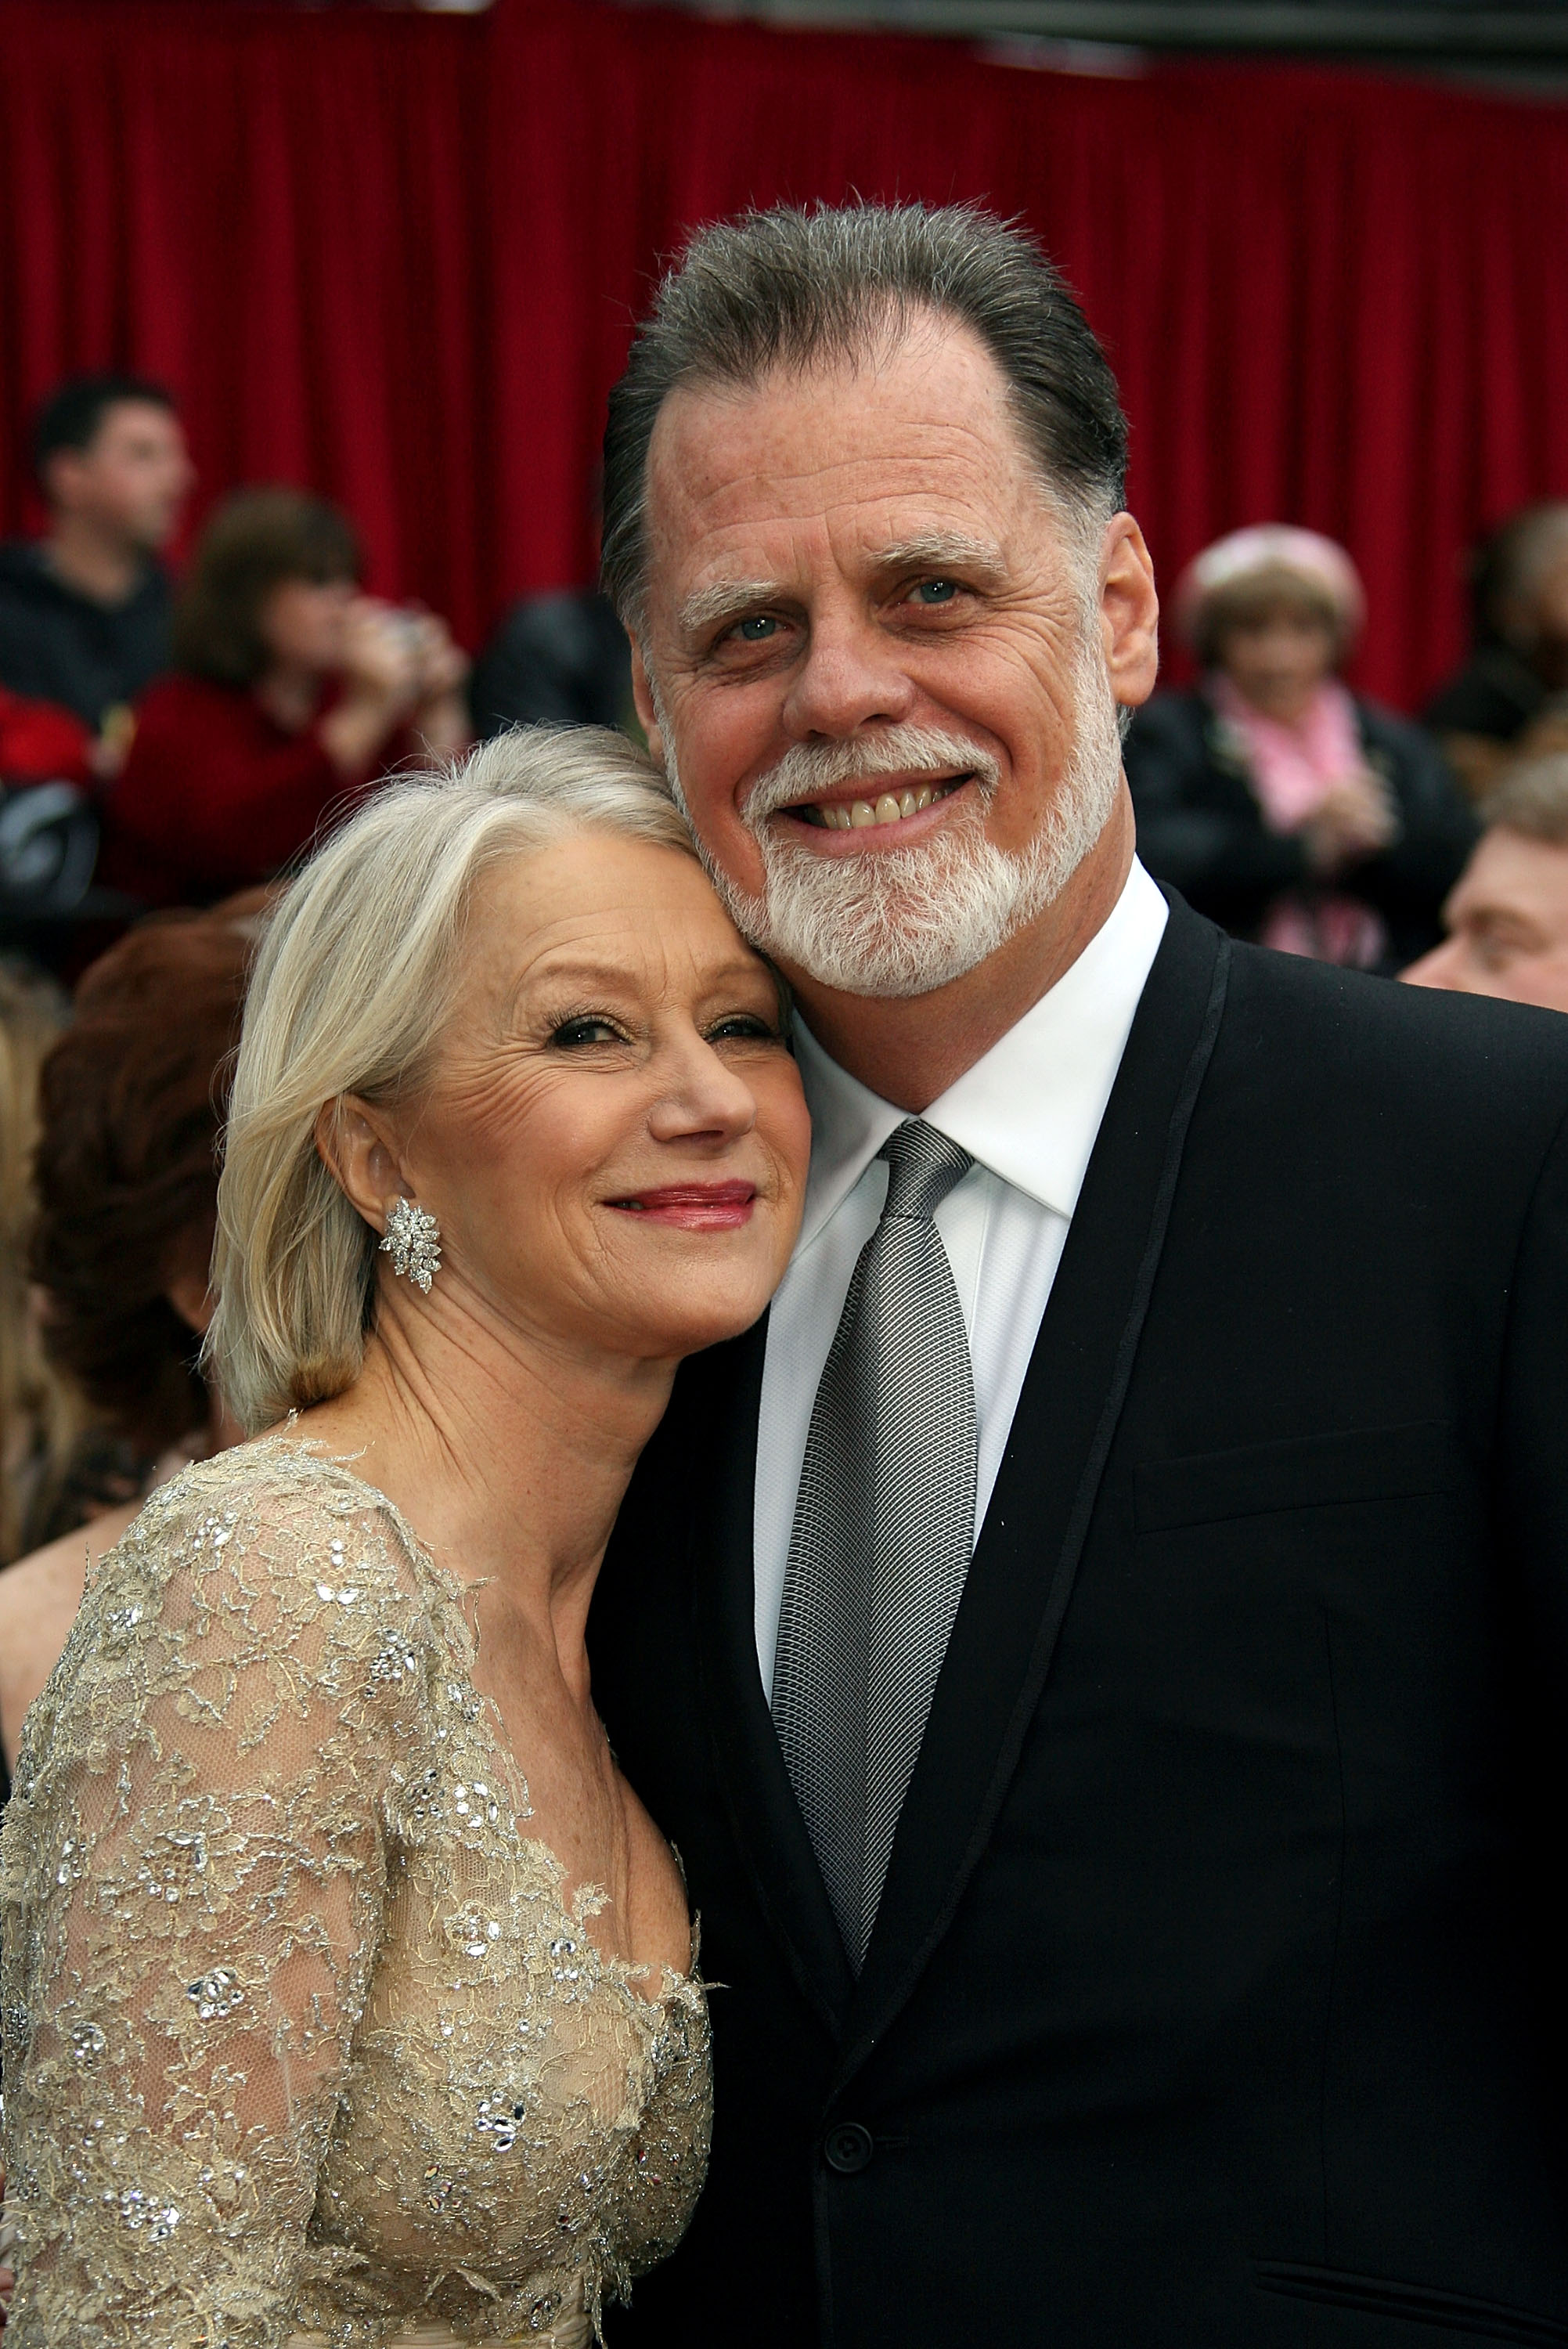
[286,1282,676,1708]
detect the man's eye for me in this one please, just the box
[550,1015,624,1048]
[727,615,779,644]
[911,579,961,605]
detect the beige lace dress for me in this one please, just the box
[0,1442,711,2348]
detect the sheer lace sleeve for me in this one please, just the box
[0,1457,427,2349]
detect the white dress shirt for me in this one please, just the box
[753,857,1170,1698]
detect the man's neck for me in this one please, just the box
[43,515,146,608]
[788,791,1136,1112]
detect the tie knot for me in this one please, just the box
[878,1119,973,1224]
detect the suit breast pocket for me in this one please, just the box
[1134,1420,1469,1537]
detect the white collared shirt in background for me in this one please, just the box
[753,858,1170,1698]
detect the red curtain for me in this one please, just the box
[3,0,1567,710]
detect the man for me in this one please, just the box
[587,204,1568,2346]
[1403,753,1568,1011]
[0,373,193,751]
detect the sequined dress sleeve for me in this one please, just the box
[0,1445,711,2349]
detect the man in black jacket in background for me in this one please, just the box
[589,202,1568,2346]
[0,373,192,751]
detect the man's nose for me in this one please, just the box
[780,611,917,740]
[1401,936,1465,990]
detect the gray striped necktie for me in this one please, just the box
[771,1117,979,1969]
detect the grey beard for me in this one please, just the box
[655,649,1125,1000]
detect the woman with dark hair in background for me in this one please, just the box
[99,486,470,908]
[1124,525,1475,970]
[1422,502,1568,801]
[0,959,80,1569]
[0,894,262,1788]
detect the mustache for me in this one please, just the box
[739,726,1002,829]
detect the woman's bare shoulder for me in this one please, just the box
[0,1500,139,1769]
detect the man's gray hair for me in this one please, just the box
[1484,754,1568,846]
[601,200,1129,634]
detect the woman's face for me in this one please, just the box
[258,575,355,675]
[381,834,809,1366]
[1216,600,1339,722]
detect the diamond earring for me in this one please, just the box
[380,1196,442,1293]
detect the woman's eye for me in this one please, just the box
[911,578,961,606]
[550,1015,624,1048]
[708,1013,780,1043]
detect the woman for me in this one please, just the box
[1124,525,1475,971]
[0,727,809,2345]
[100,486,471,909]
[0,897,261,1785]
[0,957,77,1571]
[1422,502,1568,801]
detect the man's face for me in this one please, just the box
[1402,826,1568,1012]
[632,316,1155,998]
[48,400,194,551]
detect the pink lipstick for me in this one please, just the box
[607,1181,757,1231]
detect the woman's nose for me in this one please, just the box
[647,1032,759,1144]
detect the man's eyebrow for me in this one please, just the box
[677,579,784,639]
[870,531,1006,579]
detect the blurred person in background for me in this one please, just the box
[0,893,261,1792]
[1402,754,1568,1011]
[99,486,471,908]
[0,373,193,770]
[470,587,635,740]
[1424,503,1568,801]
[0,958,81,1570]
[1124,525,1474,970]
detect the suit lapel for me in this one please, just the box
[834,899,1231,2087]
[683,1319,856,2033]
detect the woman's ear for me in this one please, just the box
[314,1096,409,1235]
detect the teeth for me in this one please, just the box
[809,780,954,832]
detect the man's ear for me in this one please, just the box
[41,447,86,518]
[630,643,665,771]
[314,1095,410,1236]
[1100,513,1161,713]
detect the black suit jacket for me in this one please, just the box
[589,896,1568,2348]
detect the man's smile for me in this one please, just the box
[776,772,971,839]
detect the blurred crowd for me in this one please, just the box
[2,369,1567,1728]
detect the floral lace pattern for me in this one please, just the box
[0,1442,710,2347]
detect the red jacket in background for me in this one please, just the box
[0,685,93,788]
[99,673,408,908]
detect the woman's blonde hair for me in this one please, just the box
[206,726,694,1434]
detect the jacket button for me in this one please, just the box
[822,2121,874,2174]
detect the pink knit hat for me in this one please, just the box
[1174,525,1365,646]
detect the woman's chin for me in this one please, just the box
[622,1277,777,1362]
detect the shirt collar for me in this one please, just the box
[793,857,1170,1251]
